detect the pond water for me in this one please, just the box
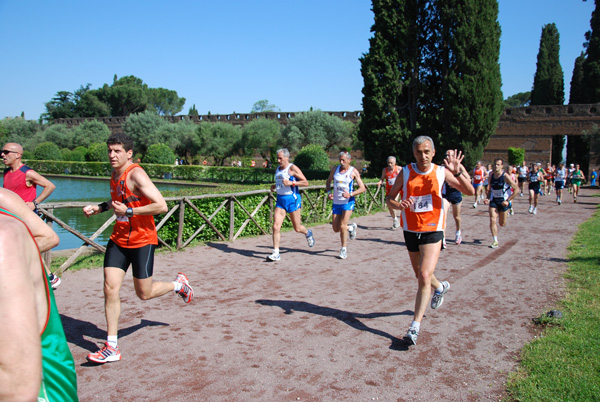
[2,176,194,250]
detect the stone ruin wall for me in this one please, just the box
[55,105,600,171]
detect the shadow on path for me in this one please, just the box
[256,299,412,349]
[60,315,168,353]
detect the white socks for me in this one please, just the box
[107,336,118,348]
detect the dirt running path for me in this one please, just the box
[56,188,598,401]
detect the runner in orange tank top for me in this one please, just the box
[82,133,195,365]
[377,156,402,230]
[386,136,474,346]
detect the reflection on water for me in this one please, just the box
[2,176,188,250]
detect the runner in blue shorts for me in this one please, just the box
[326,151,366,259]
[267,148,315,261]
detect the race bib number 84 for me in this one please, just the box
[410,195,433,213]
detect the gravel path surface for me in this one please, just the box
[55,187,598,401]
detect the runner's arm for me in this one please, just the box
[349,169,366,197]
[25,170,55,208]
[0,221,43,401]
[325,167,336,199]
[288,165,309,187]
[0,188,59,252]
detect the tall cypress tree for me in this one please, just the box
[359,0,503,172]
[531,23,565,106]
[582,0,600,102]
[358,0,424,172]
[431,0,503,168]
[569,52,586,104]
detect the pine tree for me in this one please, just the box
[531,23,565,106]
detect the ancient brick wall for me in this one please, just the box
[54,105,600,171]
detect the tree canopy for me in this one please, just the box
[43,75,186,121]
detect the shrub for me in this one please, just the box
[33,142,62,161]
[144,143,176,165]
[508,147,525,166]
[293,144,330,171]
[72,120,111,148]
[86,142,108,162]
[62,149,86,162]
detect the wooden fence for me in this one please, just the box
[39,183,385,274]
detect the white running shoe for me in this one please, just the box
[338,248,347,260]
[533,207,537,215]
[455,234,462,245]
[392,217,400,230]
[431,281,450,309]
[528,205,534,214]
[267,252,280,261]
[306,230,315,247]
[348,223,357,240]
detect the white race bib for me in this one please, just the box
[388,177,396,185]
[492,189,504,198]
[410,195,433,213]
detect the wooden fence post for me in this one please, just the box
[229,196,235,241]
[177,199,185,249]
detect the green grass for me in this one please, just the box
[504,204,600,401]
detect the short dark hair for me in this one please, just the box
[107,133,134,152]
[494,158,503,165]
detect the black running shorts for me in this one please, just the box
[403,231,443,252]
[104,239,156,279]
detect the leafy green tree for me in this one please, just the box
[241,119,281,159]
[122,110,168,155]
[72,120,112,148]
[43,91,77,120]
[33,142,62,161]
[86,142,109,162]
[280,110,349,153]
[0,118,41,144]
[144,143,176,164]
[582,0,600,102]
[73,85,111,118]
[251,100,280,113]
[43,124,74,149]
[196,122,242,166]
[504,92,531,107]
[570,52,586,104]
[146,87,186,116]
[293,144,330,171]
[153,120,197,158]
[531,23,565,106]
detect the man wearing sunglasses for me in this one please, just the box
[2,142,60,289]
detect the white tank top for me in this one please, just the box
[333,166,355,205]
[274,163,295,196]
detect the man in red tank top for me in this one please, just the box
[377,156,402,230]
[2,142,60,288]
[82,133,194,364]
[386,136,474,346]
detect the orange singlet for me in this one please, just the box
[400,163,445,232]
[384,165,402,195]
[473,167,485,185]
[110,163,158,248]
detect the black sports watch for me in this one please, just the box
[126,207,134,218]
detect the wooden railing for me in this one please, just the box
[39,183,385,274]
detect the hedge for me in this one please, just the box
[23,160,331,183]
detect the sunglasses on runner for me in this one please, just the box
[0,150,19,156]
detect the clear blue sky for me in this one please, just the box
[0,0,595,120]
